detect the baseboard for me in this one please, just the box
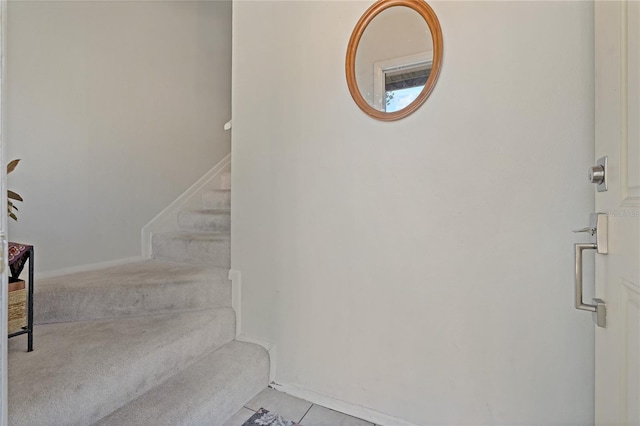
[141,153,231,258]
[36,256,146,280]
[269,383,420,426]
[236,334,277,383]
[228,269,242,338]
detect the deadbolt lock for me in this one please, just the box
[589,156,607,192]
[589,165,605,184]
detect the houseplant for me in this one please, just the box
[7,159,23,221]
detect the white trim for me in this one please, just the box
[236,334,277,383]
[229,269,241,338]
[620,1,639,206]
[35,256,145,280]
[0,0,8,423]
[271,382,421,426]
[141,153,231,258]
[373,51,433,111]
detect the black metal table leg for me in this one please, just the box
[27,246,34,352]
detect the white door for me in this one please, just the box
[593,1,640,424]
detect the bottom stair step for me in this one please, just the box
[95,341,269,426]
[8,308,235,426]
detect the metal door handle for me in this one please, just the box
[572,213,608,328]
[574,243,606,327]
[574,243,597,312]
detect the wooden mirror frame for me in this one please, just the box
[345,0,443,121]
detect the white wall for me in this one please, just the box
[232,1,595,425]
[6,0,232,273]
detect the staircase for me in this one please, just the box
[8,170,270,426]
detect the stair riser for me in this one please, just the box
[178,211,230,233]
[152,236,231,267]
[202,190,231,210]
[35,279,231,325]
[8,309,236,426]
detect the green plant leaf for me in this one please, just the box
[7,159,20,174]
[7,159,23,220]
[8,190,23,202]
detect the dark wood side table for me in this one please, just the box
[7,242,34,352]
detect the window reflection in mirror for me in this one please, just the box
[355,5,433,113]
[376,53,432,112]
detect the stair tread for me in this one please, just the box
[35,260,231,324]
[95,341,269,426]
[38,259,229,290]
[182,209,230,214]
[8,308,235,426]
[155,231,231,241]
[180,209,231,216]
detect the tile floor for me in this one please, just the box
[224,387,379,426]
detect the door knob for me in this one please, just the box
[589,156,608,192]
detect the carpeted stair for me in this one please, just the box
[152,173,232,268]
[8,170,270,425]
[34,261,232,324]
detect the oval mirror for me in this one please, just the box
[346,0,443,121]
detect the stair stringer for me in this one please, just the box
[141,153,231,258]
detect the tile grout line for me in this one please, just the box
[298,403,314,423]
